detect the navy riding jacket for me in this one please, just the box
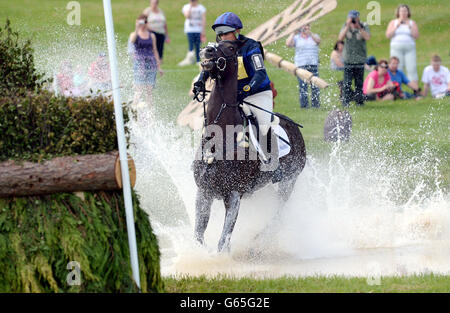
[197,35,271,102]
[236,34,271,101]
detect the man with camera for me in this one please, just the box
[338,10,371,107]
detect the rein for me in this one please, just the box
[193,88,303,129]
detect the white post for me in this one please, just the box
[102,0,141,290]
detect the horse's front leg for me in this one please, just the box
[218,191,241,253]
[195,189,213,245]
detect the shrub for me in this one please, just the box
[0,19,48,96]
[0,91,128,162]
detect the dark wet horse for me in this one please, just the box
[192,40,306,252]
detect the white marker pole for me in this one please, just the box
[102,0,141,290]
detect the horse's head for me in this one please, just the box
[199,40,243,79]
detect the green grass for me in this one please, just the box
[164,274,450,292]
[1,0,449,292]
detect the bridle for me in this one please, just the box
[199,42,240,125]
[200,42,236,75]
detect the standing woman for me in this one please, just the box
[128,14,163,106]
[385,4,419,85]
[178,0,206,66]
[143,0,170,62]
[286,24,321,108]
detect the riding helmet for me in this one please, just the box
[212,12,243,35]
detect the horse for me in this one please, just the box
[192,39,306,252]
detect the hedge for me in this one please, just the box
[0,91,123,162]
[0,19,48,96]
[0,20,163,293]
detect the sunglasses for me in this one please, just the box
[380,64,388,68]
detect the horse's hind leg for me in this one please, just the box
[277,174,298,203]
[218,191,241,253]
[195,189,213,245]
[250,175,298,254]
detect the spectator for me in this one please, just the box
[88,52,111,93]
[385,4,419,85]
[286,24,321,108]
[338,10,371,107]
[72,64,89,97]
[128,14,163,106]
[388,56,421,99]
[143,0,170,62]
[363,59,395,101]
[56,61,74,97]
[330,40,345,71]
[421,54,450,99]
[178,0,206,66]
[365,55,377,72]
[330,40,345,101]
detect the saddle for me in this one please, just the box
[237,103,291,183]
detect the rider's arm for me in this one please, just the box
[244,43,269,96]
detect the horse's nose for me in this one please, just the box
[203,47,216,59]
[200,47,213,60]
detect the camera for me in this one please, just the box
[351,18,356,24]
[138,19,146,25]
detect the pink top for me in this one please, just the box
[363,70,390,95]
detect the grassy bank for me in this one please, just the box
[164,274,450,292]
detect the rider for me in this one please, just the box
[194,12,274,136]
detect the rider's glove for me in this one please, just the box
[237,85,251,103]
[193,79,205,95]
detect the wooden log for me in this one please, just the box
[265,52,329,88]
[310,76,329,89]
[0,152,136,197]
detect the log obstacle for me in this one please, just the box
[0,151,136,197]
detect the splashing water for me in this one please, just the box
[32,26,449,278]
[126,104,449,279]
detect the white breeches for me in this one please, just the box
[243,90,273,136]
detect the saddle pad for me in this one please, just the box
[247,120,291,160]
[273,124,291,158]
